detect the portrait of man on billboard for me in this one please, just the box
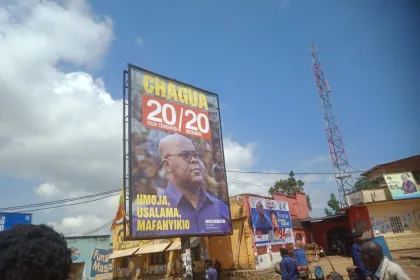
[128,65,232,238]
[400,174,417,194]
[254,201,274,236]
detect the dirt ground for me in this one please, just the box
[308,250,420,279]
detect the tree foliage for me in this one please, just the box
[269,171,312,212]
[324,193,341,216]
[354,176,379,192]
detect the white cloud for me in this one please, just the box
[49,215,108,236]
[35,182,60,197]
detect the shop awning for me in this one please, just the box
[108,247,139,259]
[135,242,170,255]
[166,238,200,251]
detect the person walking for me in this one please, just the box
[351,232,371,280]
[280,248,299,280]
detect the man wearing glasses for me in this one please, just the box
[132,133,231,237]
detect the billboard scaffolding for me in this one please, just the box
[123,64,232,240]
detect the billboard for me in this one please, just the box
[0,212,32,232]
[128,65,232,239]
[248,197,294,247]
[383,172,420,200]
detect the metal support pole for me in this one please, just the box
[181,237,193,280]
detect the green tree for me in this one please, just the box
[324,193,341,216]
[269,171,313,212]
[354,176,379,192]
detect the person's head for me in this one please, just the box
[213,166,224,182]
[270,211,278,228]
[351,231,363,244]
[159,134,203,191]
[256,201,264,215]
[214,151,223,164]
[0,224,72,280]
[280,248,289,257]
[401,174,408,183]
[360,241,384,270]
[205,259,212,269]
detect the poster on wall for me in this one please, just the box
[383,172,420,200]
[0,212,32,232]
[248,196,294,247]
[128,65,232,239]
[90,248,113,280]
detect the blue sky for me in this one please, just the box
[90,0,419,169]
[0,0,419,229]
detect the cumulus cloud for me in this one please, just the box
[48,215,108,237]
[35,182,61,197]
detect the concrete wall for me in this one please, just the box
[272,192,309,219]
[209,195,255,270]
[65,235,112,280]
[367,198,420,250]
[309,219,350,250]
[347,206,373,238]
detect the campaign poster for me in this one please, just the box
[128,65,232,239]
[90,248,113,279]
[0,212,32,232]
[383,172,420,200]
[248,197,294,247]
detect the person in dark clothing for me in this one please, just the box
[204,259,218,280]
[280,248,299,280]
[0,224,72,280]
[351,231,371,280]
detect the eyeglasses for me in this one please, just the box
[165,151,201,162]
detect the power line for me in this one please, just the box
[15,193,119,213]
[226,170,364,175]
[0,189,120,211]
[67,220,113,245]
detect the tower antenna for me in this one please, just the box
[310,44,354,207]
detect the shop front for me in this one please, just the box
[110,223,208,279]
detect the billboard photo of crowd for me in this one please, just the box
[248,197,294,247]
[128,65,232,239]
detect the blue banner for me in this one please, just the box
[90,248,113,277]
[248,197,294,246]
[0,212,32,232]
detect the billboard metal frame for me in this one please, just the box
[122,70,130,241]
[124,63,233,240]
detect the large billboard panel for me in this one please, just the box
[248,197,294,247]
[383,172,420,200]
[128,65,232,239]
[0,212,32,232]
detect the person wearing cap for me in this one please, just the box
[351,231,371,280]
[280,248,299,280]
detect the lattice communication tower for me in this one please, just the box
[310,44,354,207]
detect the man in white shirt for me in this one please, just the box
[360,241,411,280]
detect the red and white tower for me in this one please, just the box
[310,44,354,207]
